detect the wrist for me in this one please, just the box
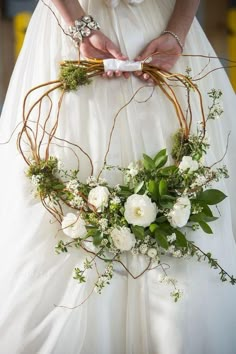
[162,30,184,52]
[68,15,100,46]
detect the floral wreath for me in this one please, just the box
[18,57,236,304]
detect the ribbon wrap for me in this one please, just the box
[103,59,142,72]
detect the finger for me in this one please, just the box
[107,70,114,78]
[115,70,122,77]
[134,71,143,77]
[143,73,150,80]
[135,42,157,61]
[106,40,128,60]
[123,72,130,79]
[80,43,113,59]
[102,72,114,79]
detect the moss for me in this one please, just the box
[59,64,91,91]
[171,129,191,162]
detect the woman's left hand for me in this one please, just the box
[134,32,183,82]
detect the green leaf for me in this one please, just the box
[199,221,213,234]
[190,213,218,223]
[202,215,218,222]
[200,203,213,217]
[134,181,144,194]
[131,225,145,240]
[92,231,104,246]
[159,166,178,176]
[155,155,168,169]
[155,229,169,249]
[159,200,174,209]
[197,189,227,205]
[54,184,65,190]
[154,149,166,161]
[159,179,168,196]
[159,223,173,234]
[175,229,188,248]
[149,223,158,233]
[147,180,159,200]
[160,195,176,201]
[156,216,167,223]
[143,154,155,170]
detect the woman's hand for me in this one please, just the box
[134,33,183,82]
[80,30,129,78]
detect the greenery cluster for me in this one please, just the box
[59,63,91,91]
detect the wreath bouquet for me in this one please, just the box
[19,59,236,302]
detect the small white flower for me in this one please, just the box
[179,156,199,173]
[111,196,121,205]
[114,184,121,192]
[168,196,191,228]
[191,175,207,188]
[99,218,108,231]
[127,162,139,177]
[159,275,178,286]
[66,179,79,192]
[110,227,136,251]
[168,245,176,254]
[173,250,182,258]
[86,176,98,187]
[69,195,84,208]
[61,213,87,239]
[139,244,148,254]
[124,194,157,227]
[88,186,110,212]
[31,174,42,186]
[167,233,176,243]
[98,177,107,185]
[147,248,158,258]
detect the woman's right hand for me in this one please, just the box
[80,30,129,78]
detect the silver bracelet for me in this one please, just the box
[162,30,184,52]
[68,15,100,46]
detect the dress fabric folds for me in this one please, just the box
[0,1,236,353]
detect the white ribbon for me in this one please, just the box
[103,59,142,72]
[104,0,144,8]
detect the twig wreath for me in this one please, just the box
[17,54,236,303]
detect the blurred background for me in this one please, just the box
[0,0,236,112]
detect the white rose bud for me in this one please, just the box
[179,156,199,173]
[61,213,87,239]
[111,227,136,251]
[124,194,157,227]
[168,196,191,228]
[88,186,110,212]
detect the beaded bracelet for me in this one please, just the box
[68,15,100,46]
[162,30,184,52]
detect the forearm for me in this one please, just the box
[165,0,200,44]
[51,0,85,25]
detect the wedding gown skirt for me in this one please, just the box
[0,1,236,353]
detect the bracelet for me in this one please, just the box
[68,15,100,46]
[162,30,184,52]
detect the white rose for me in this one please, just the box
[110,227,136,251]
[168,196,191,228]
[61,213,87,238]
[124,194,157,227]
[178,156,199,173]
[88,186,110,212]
[147,248,158,258]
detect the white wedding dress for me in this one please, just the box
[1,1,236,353]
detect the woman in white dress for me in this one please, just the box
[0,0,236,353]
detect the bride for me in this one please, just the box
[0,0,236,353]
